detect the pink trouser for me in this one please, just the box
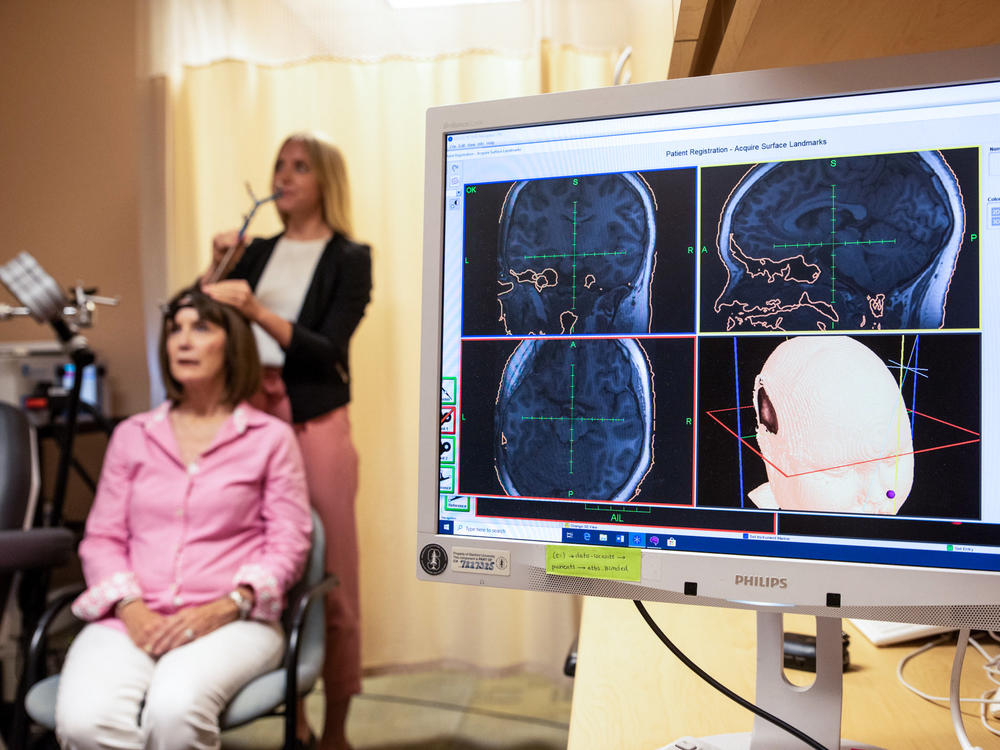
[253,368,361,699]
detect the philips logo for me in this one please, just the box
[735,575,788,589]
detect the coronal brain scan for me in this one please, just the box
[749,336,913,514]
[494,338,653,501]
[461,168,698,337]
[496,173,657,335]
[702,150,976,332]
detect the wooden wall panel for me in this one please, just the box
[0,0,149,416]
[713,0,1000,74]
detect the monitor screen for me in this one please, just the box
[418,45,1000,628]
[60,362,101,413]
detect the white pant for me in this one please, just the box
[55,620,284,750]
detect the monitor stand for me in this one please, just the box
[659,612,885,750]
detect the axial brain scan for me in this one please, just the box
[711,151,965,332]
[495,338,653,501]
[497,173,656,335]
[750,335,913,514]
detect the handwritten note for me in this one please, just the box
[545,545,641,582]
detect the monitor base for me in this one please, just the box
[660,735,885,750]
[658,613,882,750]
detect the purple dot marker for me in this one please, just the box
[886,490,896,499]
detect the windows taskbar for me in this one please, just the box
[436,519,1000,572]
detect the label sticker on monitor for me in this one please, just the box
[545,545,641,582]
[419,544,448,575]
[452,547,511,576]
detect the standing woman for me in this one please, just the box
[203,132,371,750]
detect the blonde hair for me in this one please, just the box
[277,131,353,238]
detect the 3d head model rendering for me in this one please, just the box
[749,335,913,514]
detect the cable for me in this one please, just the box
[978,688,1000,739]
[897,630,1000,742]
[896,631,1000,737]
[950,629,983,750]
[897,632,999,706]
[633,600,826,750]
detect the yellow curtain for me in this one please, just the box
[162,47,648,673]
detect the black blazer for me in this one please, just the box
[229,232,372,423]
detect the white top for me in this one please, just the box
[252,236,327,367]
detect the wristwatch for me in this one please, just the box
[229,589,253,619]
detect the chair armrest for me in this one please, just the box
[282,573,338,750]
[0,528,75,573]
[11,584,85,746]
[26,585,85,684]
[284,574,338,672]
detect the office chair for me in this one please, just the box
[0,402,74,750]
[0,400,44,598]
[19,508,335,750]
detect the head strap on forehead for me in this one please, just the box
[161,287,208,319]
[172,292,196,310]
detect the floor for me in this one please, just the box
[223,670,575,750]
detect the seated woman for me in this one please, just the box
[55,289,312,750]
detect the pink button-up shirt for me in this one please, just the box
[71,401,311,630]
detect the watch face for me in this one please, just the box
[230,590,251,617]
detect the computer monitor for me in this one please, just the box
[59,362,103,416]
[417,44,1000,748]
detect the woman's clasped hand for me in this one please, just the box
[117,587,251,656]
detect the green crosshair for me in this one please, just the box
[771,183,896,330]
[517,341,626,494]
[518,186,628,312]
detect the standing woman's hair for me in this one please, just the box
[279,131,353,239]
[158,289,262,405]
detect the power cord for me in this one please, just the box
[897,628,1000,744]
[950,629,984,750]
[633,600,826,750]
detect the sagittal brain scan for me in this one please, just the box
[700,149,978,332]
[494,338,653,501]
[461,169,697,336]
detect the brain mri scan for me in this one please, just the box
[709,151,966,332]
[495,337,653,501]
[497,173,656,335]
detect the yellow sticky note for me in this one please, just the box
[545,545,641,582]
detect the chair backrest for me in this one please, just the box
[0,402,36,533]
[281,507,327,692]
[0,401,41,705]
[216,506,329,728]
[0,402,39,622]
